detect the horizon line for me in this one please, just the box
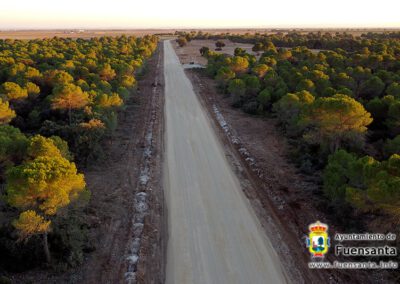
[1,27,400,31]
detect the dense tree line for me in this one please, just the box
[0,35,158,271]
[179,30,400,52]
[200,31,400,227]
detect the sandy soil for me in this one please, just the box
[185,70,331,283]
[191,68,398,283]
[173,39,256,65]
[171,40,393,282]
[164,40,288,283]
[68,42,165,284]
[135,42,166,284]
[81,42,165,284]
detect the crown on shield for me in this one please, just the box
[309,221,328,233]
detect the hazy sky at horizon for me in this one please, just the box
[1,0,399,29]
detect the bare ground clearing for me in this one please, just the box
[173,39,256,65]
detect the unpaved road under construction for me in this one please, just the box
[163,40,288,284]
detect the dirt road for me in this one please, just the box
[163,40,288,284]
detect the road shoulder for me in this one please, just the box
[182,67,358,283]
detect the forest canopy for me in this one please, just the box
[192,30,400,225]
[0,35,158,268]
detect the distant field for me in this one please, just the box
[0,29,267,40]
[173,39,256,65]
[1,28,399,40]
[0,29,177,39]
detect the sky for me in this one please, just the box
[0,0,399,29]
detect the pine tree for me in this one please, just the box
[51,83,89,125]
[6,140,85,263]
[0,98,16,125]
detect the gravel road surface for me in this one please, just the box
[163,40,288,284]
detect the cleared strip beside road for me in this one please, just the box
[163,40,288,284]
